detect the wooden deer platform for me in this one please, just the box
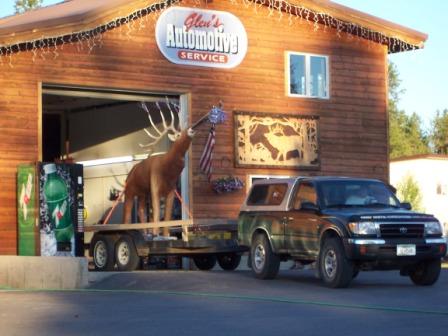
[86,218,247,272]
[85,218,238,242]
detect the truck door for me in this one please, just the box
[285,181,319,256]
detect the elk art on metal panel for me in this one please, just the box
[234,112,319,169]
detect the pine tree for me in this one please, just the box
[430,109,448,154]
[388,62,429,159]
[397,175,424,212]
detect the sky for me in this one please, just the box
[0,0,446,129]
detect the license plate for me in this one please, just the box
[397,244,416,256]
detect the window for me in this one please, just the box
[436,183,448,195]
[293,182,317,209]
[248,174,291,190]
[286,52,329,99]
[247,183,288,206]
[317,180,401,208]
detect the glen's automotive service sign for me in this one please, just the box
[155,7,248,69]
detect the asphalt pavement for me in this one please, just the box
[1,268,447,336]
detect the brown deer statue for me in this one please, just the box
[123,102,195,236]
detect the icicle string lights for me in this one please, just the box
[0,0,420,67]
[0,0,181,67]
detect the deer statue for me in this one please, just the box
[123,101,195,236]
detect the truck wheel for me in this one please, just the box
[217,253,241,271]
[409,259,441,286]
[115,235,140,272]
[251,233,280,279]
[92,235,115,272]
[319,238,354,288]
[193,255,217,270]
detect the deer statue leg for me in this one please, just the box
[137,195,146,223]
[163,190,175,236]
[123,192,134,224]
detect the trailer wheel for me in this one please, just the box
[92,235,115,272]
[193,255,217,270]
[115,235,140,272]
[217,253,241,271]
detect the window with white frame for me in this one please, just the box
[247,174,292,191]
[436,183,447,195]
[286,52,329,99]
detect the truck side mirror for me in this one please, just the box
[301,201,319,212]
[401,202,412,210]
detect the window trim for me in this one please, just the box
[247,174,292,192]
[285,51,330,99]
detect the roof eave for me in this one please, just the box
[0,0,428,54]
[290,0,427,52]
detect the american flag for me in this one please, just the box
[199,125,215,181]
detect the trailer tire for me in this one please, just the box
[115,235,140,272]
[92,235,115,272]
[193,255,217,270]
[217,253,241,271]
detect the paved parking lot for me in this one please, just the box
[1,268,448,335]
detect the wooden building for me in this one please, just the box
[0,0,427,255]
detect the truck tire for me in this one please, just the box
[115,235,140,272]
[319,237,354,288]
[217,253,241,271]
[409,259,441,286]
[251,233,280,279]
[92,235,115,272]
[193,255,217,270]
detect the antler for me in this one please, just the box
[139,101,181,149]
[270,123,285,135]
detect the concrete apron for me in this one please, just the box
[0,256,90,290]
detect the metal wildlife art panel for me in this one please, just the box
[234,112,319,169]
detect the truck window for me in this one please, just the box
[318,180,401,208]
[293,182,317,209]
[247,183,288,206]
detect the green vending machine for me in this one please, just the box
[17,162,84,256]
[17,164,39,256]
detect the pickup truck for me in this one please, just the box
[238,176,447,288]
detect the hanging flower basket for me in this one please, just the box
[211,176,244,194]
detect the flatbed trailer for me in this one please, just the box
[85,219,247,272]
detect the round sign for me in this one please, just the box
[156,7,248,69]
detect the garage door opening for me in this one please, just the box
[41,85,189,226]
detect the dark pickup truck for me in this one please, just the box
[238,176,447,288]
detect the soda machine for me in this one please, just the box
[17,162,84,257]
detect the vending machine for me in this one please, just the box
[17,164,39,256]
[17,162,84,257]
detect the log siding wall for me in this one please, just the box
[0,3,388,254]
